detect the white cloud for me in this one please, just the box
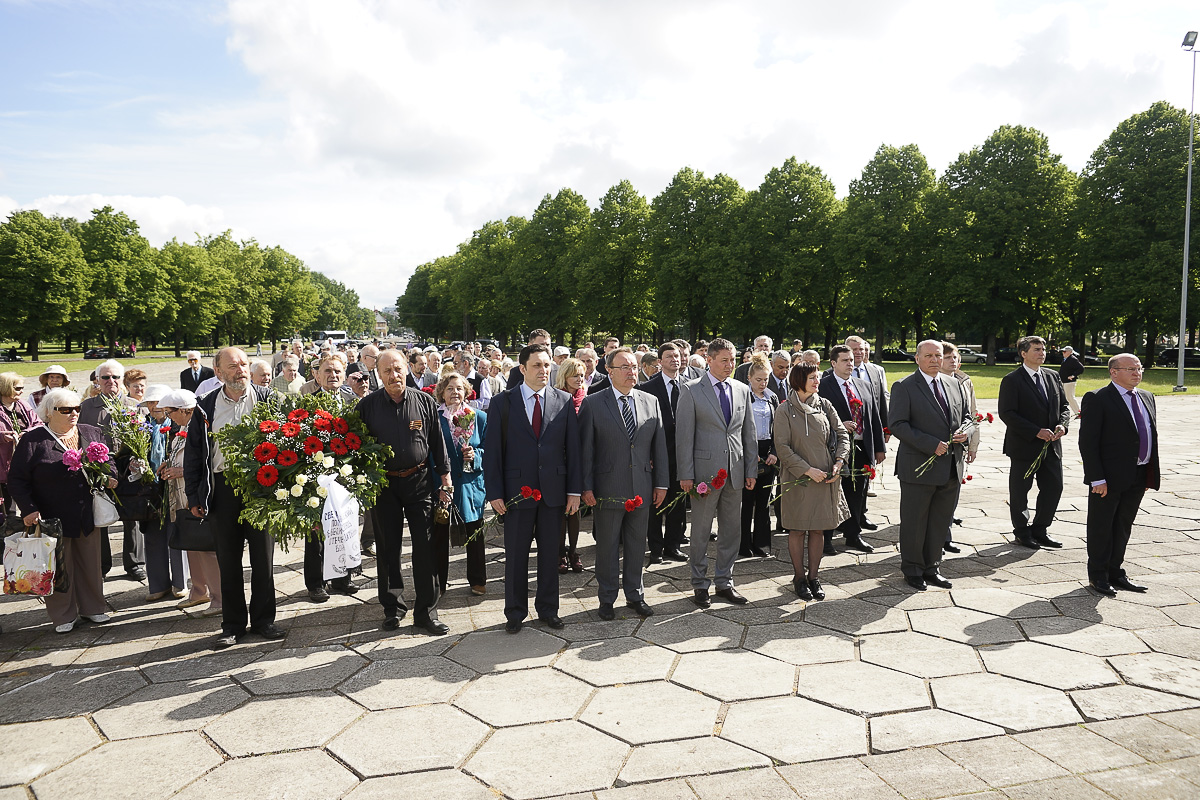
[13,194,234,245]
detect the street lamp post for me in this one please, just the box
[1176,31,1197,392]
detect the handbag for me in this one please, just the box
[168,508,217,552]
[3,521,58,596]
[92,491,120,527]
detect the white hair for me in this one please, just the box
[689,354,706,369]
[185,350,202,361]
[96,359,124,378]
[38,388,83,423]
[754,335,773,348]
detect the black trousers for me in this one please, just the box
[1086,466,1147,583]
[373,468,439,622]
[741,447,775,550]
[648,482,687,556]
[432,518,487,591]
[1009,451,1062,534]
[99,520,145,575]
[837,440,870,537]
[211,472,276,636]
[503,501,562,623]
[303,535,354,590]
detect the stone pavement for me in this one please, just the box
[3,394,1200,799]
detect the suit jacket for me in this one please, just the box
[852,362,889,426]
[818,372,885,465]
[997,367,1072,461]
[579,389,668,509]
[180,366,215,393]
[183,384,275,511]
[1079,383,1160,493]
[1059,354,1085,383]
[406,371,436,390]
[78,394,137,450]
[767,372,789,402]
[637,372,682,481]
[889,371,974,486]
[8,424,117,537]
[733,361,753,385]
[675,374,758,486]
[586,375,611,395]
[482,384,580,508]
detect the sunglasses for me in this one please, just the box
[57,406,82,415]
[98,375,121,381]
[13,385,24,391]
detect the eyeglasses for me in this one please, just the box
[1113,367,1144,372]
[98,375,121,381]
[187,359,199,364]
[611,365,639,372]
[57,406,81,415]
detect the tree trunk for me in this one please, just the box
[28,336,39,362]
[985,331,998,367]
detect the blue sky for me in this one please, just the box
[2,1,1198,310]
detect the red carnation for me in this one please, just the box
[253,441,279,463]
[303,436,324,456]
[259,420,281,433]
[849,397,863,409]
[986,413,994,423]
[624,499,636,512]
[712,474,726,490]
[330,438,348,455]
[633,495,643,507]
[281,422,302,438]
[966,474,974,481]
[883,427,890,436]
[313,417,332,432]
[422,385,436,395]
[520,485,533,499]
[344,432,361,450]
[277,449,299,467]
[256,465,279,487]
[332,417,349,434]
[717,469,728,480]
[176,430,188,439]
[287,409,309,422]
[863,464,877,480]
[532,489,542,501]
[159,425,171,434]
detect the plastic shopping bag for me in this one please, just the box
[3,527,56,596]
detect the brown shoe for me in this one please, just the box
[570,554,584,573]
[558,555,570,575]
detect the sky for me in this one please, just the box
[1,0,1197,310]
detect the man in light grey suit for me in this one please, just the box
[889,340,975,591]
[580,348,670,620]
[675,338,758,607]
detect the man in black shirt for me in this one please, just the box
[357,349,453,635]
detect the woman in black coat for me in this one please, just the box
[9,388,118,633]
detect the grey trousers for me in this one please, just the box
[899,478,961,577]
[688,481,742,591]
[593,505,649,604]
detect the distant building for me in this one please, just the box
[374,310,388,337]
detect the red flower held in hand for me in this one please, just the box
[256,465,279,487]
[863,464,877,480]
[624,499,636,512]
[966,474,974,480]
[332,417,349,434]
[281,422,302,438]
[277,449,299,467]
[159,425,171,434]
[422,385,436,395]
[532,489,542,501]
[254,441,280,463]
[303,436,324,456]
[712,473,726,490]
[633,495,643,507]
[520,485,534,499]
[849,396,863,409]
[344,432,361,450]
[287,409,309,423]
[259,420,281,433]
[329,438,348,455]
[986,413,994,423]
[717,469,728,480]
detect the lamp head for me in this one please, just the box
[1185,31,1198,50]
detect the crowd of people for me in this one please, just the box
[0,329,1160,645]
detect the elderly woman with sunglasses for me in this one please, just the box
[8,388,119,632]
[1,372,42,515]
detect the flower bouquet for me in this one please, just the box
[449,406,477,472]
[659,469,728,516]
[914,422,973,478]
[63,440,114,491]
[101,395,155,482]
[214,393,393,550]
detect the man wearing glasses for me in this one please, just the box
[1079,354,1160,597]
[79,359,145,581]
[180,351,215,393]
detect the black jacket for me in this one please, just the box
[184,384,275,511]
[998,367,1072,461]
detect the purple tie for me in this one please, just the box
[716,381,732,425]
[931,377,952,422]
[1128,390,1150,463]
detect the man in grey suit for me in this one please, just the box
[889,340,975,591]
[676,338,758,607]
[580,348,669,620]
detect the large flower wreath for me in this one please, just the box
[215,392,392,549]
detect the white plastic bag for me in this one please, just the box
[319,474,362,581]
[93,492,120,527]
[3,529,56,596]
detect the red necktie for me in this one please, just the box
[532,392,542,438]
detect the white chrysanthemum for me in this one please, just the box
[274,488,288,501]
[339,464,353,477]
[290,485,304,498]
[295,474,308,486]
[323,456,335,469]
[306,496,321,508]
[317,486,329,498]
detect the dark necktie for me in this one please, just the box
[620,395,636,441]
[193,370,199,383]
[669,378,679,414]
[531,392,542,438]
[716,380,732,425]
[931,377,952,423]
[1032,371,1048,402]
[1128,390,1150,463]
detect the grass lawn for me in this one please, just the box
[877,362,1200,400]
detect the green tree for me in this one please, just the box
[260,246,321,345]
[310,271,372,335]
[74,205,161,350]
[446,216,527,342]
[511,189,591,342]
[158,239,231,354]
[577,181,654,342]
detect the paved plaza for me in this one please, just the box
[3,385,1200,799]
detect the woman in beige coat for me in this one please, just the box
[773,363,850,600]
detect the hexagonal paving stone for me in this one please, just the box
[859,631,982,678]
[329,705,488,775]
[553,636,677,686]
[204,691,364,756]
[232,645,367,695]
[1054,596,1175,630]
[619,737,771,784]
[448,628,563,672]
[720,696,868,763]
[1072,684,1200,721]
[338,656,476,710]
[580,681,720,744]
[0,717,102,785]
[1020,616,1150,656]
[670,649,796,701]
[30,732,222,800]
[869,708,1004,752]
[454,667,593,726]
[931,673,1082,731]
[634,611,745,652]
[908,607,1024,646]
[466,720,628,800]
[803,598,908,636]
[0,667,146,723]
[1111,652,1200,700]
[950,587,1058,618]
[796,661,929,716]
[978,641,1118,690]
[344,770,496,800]
[1138,626,1200,659]
[140,649,272,683]
[172,749,358,800]
[352,633,462,661]
[742,621,855,666]
[92,676,249,739]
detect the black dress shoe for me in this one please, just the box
[904,576,927,591]
[925,573,953,589]
[127,566,147,582]
[860,520,879,531]
[308,586,330,603]
[252,624,286,640]
[414,618,450,636]
[692,589,711,608]
[664,548,688,562]
[625,600,654,617]
[1032,532,1063,549]
[943,541,962,554]
[1013,533,1041,549]
[715,587,749,605]
[382,615,401,631]
[505,619,523,633]
[329,580,360,594]
[845,536,875,554]
[738,549,754,559]
[808,578,825,600]
[749,546,770,558]
[793,579,812,600]
[597,603,616,621]
[1090,580,1117,598]
[823,537,838,556]
[647,553,665,565]
[539,615,565,629]
[214,633,240,649]
[1111,575,1148,592]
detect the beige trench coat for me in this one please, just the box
[773,393,851,531]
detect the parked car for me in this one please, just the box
[83,348,111,359]
[0,349,23,363]
[1156,347,1200,368]
[956,346,987,364]
[880,348,914,362]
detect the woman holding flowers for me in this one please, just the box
[433,372,488,596]
[553,357,588,573]
[8,388,118,632]
[773,363,849,601]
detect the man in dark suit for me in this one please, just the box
[998,335,1072,549]
[819,345,886,555]
[405,351,437,389]
[180,351,215,393]
[638,343,689,563]
[580,348,669,619]
[767,351,790,401]
[889,340,974,591]
[506,329,555,388]
[848,336,889,527]
[484,343,581,632]
[1059,345,1085,417]
[1079,354,1160,596]
[733,336,773,384]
